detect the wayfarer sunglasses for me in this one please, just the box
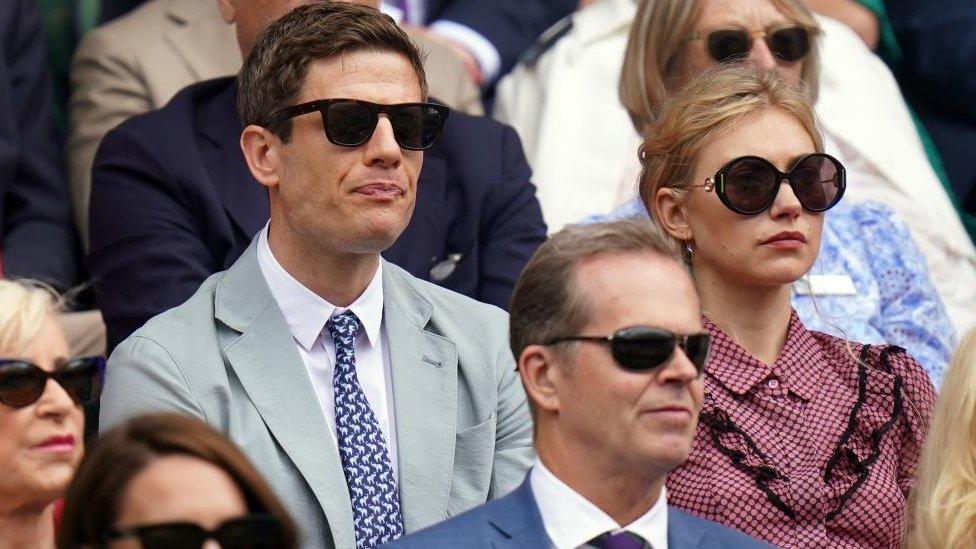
[690,25,813,64]
[546,326,711,374]
[267,98,450,151]
[691,153,846,215]
[0,356,104,408]
[103,514,286,549]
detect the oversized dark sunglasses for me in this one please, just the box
[0,356,104,408]
[104,514,286,549]
[690,25,812,64]
[690,153,846,215]
[546,327,711,374]
[268,98,450,151]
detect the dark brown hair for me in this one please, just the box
[56,413,298,548]
[508,220,683,363]
[237,1,428,142]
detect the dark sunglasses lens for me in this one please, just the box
[723,158,777,213]
[324,102,376,146]
[682,335,711,374]
[0,362,45,407]
[135,524,205,549]
[611,328,674,371]
[56,357,104,405]
[769,27,810,62]
[389,105,446,150]
[790,155,842,211]
[217,517,285,549]
[707,29,751,63]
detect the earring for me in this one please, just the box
[682,240,695,263]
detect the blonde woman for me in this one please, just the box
[642,67,936,548]
[907,329,976,549]
[0,280,103,548]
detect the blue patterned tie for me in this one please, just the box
[326,311,404,548]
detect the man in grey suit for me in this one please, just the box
[389,221,771,548]
[99,3,533,548]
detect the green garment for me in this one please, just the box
[38,0,100,133]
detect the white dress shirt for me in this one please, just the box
[530,459,668,549]
[255,224,399,474]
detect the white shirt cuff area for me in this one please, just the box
[429,19,502,84]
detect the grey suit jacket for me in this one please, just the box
[100,239,534,548]
[68,0,482,246]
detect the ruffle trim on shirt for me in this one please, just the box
[699,343,907,521]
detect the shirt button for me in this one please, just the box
[767,378,780,389]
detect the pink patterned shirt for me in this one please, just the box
[667,311,936,548]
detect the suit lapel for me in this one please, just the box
[382,262,458,532]
[198,79,270,241]
[487,478,551,549]
[215,242,356,549]
[163,0,241,82]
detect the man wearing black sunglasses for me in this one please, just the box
[389,220,770,549]
[100,4,533,549]
[87,0,547,354]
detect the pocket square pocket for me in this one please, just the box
[448,412,497,514]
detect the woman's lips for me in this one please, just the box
[32,434,76,453]
[761,231,806,249]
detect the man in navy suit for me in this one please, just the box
[388,220,771,549]
[0,0,80,289]
[88,0,547,352]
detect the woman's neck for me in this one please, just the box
[0,503,55,549]
[694,267,794,366]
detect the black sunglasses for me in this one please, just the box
[690,153,846,215]
[104,514,285,549]
[0,356,104,408]
[690,25,812,64]
[267,98,450,151]
[546,326,711,374]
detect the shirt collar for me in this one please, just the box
[530,459,668,549]
[703,310,825,402]
[255,224,384,350]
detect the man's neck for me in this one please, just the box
[267,225,379,307]
[693,265,794,365]
[536,438,665,527]
[0,504,55,549]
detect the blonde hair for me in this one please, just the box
[619,0,821,132]
[907,329,976,549]
[637,67,822,250]
[0,279,63,354]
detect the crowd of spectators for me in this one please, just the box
[1,0,976,547]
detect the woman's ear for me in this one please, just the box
[654,187,694,241]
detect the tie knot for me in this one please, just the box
[591,531,649,549]
[326,310,363,345]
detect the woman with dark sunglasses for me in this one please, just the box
[57,413,297,549]
[501,0,962,385]
[0,280,101,549]
[638,67,936,548]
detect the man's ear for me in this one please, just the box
[216,0,236,24]
[518,345,565,415]
[654,187,694,242]
[241,125,282,191]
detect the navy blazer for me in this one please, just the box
[426,0,575,77]
[0,0,79,288]
[89,77,546,351]
[385,475,774,548]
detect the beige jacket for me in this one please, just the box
[68,0,482,245]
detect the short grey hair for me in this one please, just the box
[508,219,683,361]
